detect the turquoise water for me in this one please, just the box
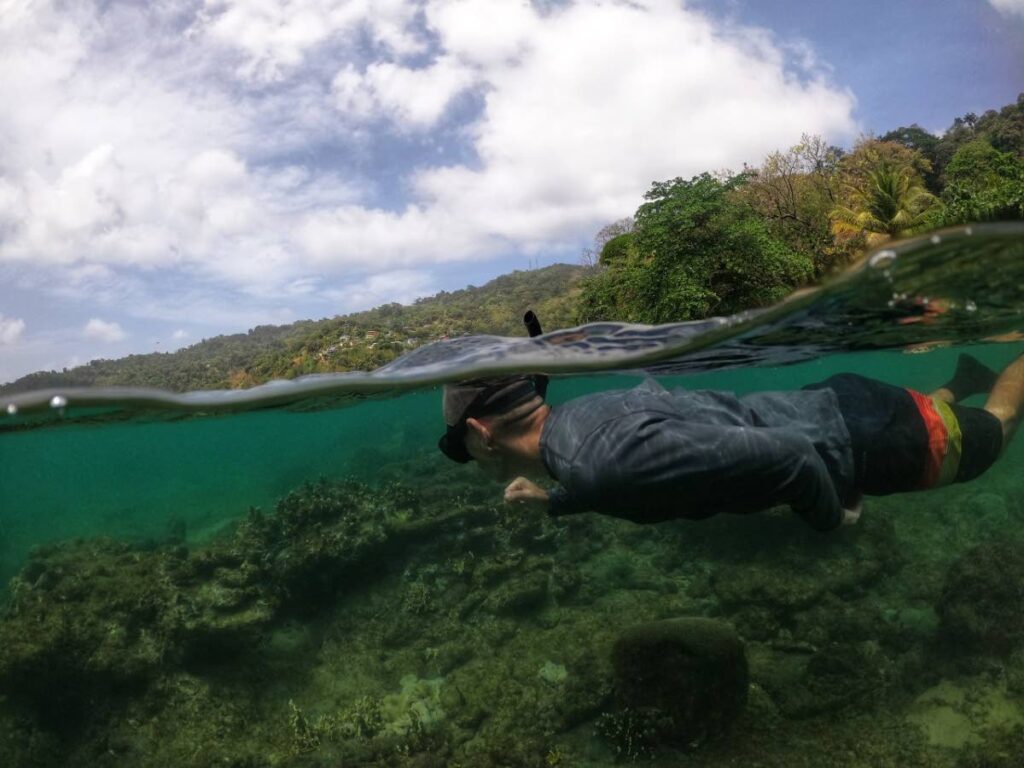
[2,347,1017,580]
[3,225,1024,766]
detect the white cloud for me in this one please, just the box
[199,0,426,81]
[0,0,364,292]
[0,315,26,345]
[308,0,857,258]
[989,0,1024,18]
[425,0,540,66]
[298,203,497,267]
[83,318,127,342]
[171,329,189,340]
[333,57,477,128]
[324,269,438,310]
[0,0,860,379]
[0,0,856,282]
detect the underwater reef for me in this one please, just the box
[2,451,1024,766]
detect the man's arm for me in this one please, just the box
[548,412,844,531]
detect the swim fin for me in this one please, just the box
[940,353,998,402]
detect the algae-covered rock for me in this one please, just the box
[3,458,990,767]
[792,594,916,650]
[954,724,1024,767]
[610,617,748,748]
[0,472,606,764]
[0,538,179,719]
[484,568,550,615]
[0,479,435,720]
[538,660,567,686]
[709,518,900,618]
[938,541,1024,656]
[907,678,1024,751]
[791,642,892,717]
[749,634,897,720]
[712,532,897,618]
[712,563,827,611]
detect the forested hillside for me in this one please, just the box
[0,265,585,394]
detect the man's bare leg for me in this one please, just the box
[982,354,1024,452]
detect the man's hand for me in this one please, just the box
[504,477,549,511]
[841,498,863,526]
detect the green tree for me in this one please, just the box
[879,124,941,190]
[580,218,634,267]
[577,173,813,324]
[598,232,635,265]
[940,139,1024,223]
[934,94,1024,182]
[741,134,855,276]
[832,141,939,239]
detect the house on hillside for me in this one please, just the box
[319,343,341,358]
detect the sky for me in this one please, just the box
[0,0,1021,384]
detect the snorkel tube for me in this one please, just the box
[523,310,549,399]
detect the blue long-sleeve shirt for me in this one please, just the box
[538,378,856,531]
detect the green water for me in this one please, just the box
[4,230,1024,766]
[4,346,1014,581]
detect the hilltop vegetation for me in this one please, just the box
[3,95,1021,394]
[239,264,585,386]
[578,94,1024,325]
[0,265,585,394]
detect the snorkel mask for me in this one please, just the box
[438,311,549,464]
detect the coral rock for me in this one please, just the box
[938,541,1024,656]
[611,617,748,748]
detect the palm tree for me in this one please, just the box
[832,159,939,239]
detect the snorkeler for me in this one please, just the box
[437,352,1023,531]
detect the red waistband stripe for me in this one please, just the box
[906,389,963,489]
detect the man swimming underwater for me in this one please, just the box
[437,353,1023,531]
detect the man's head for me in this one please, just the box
[439,376,547,480]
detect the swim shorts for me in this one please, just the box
[803,373,1003,495]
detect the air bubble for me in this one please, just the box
[49,395,67,409]
[5,403,16,416]
[869,250,897,269]
[965,300,977,313]
[930,234,941,245]
[965,227,973,236]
